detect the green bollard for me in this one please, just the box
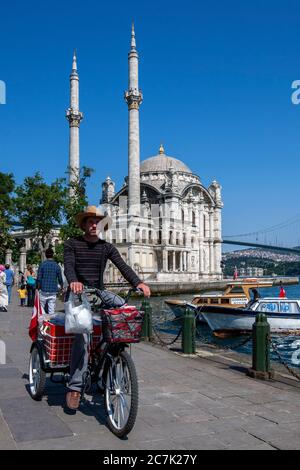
[182,306,196,354]
[247,313,275,380]
[141,298,152,341]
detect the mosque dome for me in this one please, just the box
[140,145,192,174]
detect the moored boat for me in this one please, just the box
[163,300,199,318]
[165,279,273,322]
[200,297,300,337]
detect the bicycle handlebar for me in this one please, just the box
[81,286,144,303]
[124,287,144,303]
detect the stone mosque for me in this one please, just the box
[10,24,223,284]
[102,26,223,283]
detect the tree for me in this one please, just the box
[15,173,67,255]
[54,167,94,263]
[0,172,15,262]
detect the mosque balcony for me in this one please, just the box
[124,89,143,103]
[66,108,83,123]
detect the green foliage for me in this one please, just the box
[59,166,94,242]
[0,172,16,261]
[2,167,94,265]
[53,242,64,264]
[15,172,67,249]
[10,238,25,264]
[26,250,42,266]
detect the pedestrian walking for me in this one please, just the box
[37,248,63,315]
[4,264,14,304]
[0,265,8,312]
[17,284,27,307]
[25,266,36,307]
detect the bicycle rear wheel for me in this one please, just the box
[29,344,46,400]
[103,349,138,438]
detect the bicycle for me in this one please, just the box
[28,287,144,438]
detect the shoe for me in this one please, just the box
[66,391,81,410]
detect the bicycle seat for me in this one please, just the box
[97,290,126,309]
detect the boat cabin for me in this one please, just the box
[251,298,300,314]
[192,280,273,309]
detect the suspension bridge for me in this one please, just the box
[222,240,300,255]
[223,213,300,254]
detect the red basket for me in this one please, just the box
[102,307,144,344]
[41,320,102,367]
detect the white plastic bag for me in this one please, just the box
[64,292,93,334]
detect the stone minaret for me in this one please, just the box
[125,23,143,216]
[66,50,83,187]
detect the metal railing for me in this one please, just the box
[140,299,300,381]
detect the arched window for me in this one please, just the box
[181,209,185,225]
[135,229,140,243]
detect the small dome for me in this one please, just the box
[141,150,192,174]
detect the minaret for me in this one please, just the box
[66,50,83,187]
[125,23,143,216]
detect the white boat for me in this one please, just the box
[200,297,300,337]
[165,279,273,323]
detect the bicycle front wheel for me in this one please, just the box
[103,349,138,438]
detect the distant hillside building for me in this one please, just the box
[239,267,265,277]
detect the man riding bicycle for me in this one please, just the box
[63,205,151,410]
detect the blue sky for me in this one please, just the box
[1,0,300,247]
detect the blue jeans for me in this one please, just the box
[68,334,89,392]
[6,285,12,304]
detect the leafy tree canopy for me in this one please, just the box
[0,172,15,262]
[54,167,94,263]
[15,172,67,249]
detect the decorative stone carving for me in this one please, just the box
[66,109,83,127]
[101,176,116,204]
[124,90,143,110]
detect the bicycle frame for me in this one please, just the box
[76,286,142,395]
[29,286,143,437]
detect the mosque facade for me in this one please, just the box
[68,25,224,284]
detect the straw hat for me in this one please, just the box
[75,205,111,231]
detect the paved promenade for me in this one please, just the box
[1,291,300,450]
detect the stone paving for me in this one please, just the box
[1,290,300,450]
